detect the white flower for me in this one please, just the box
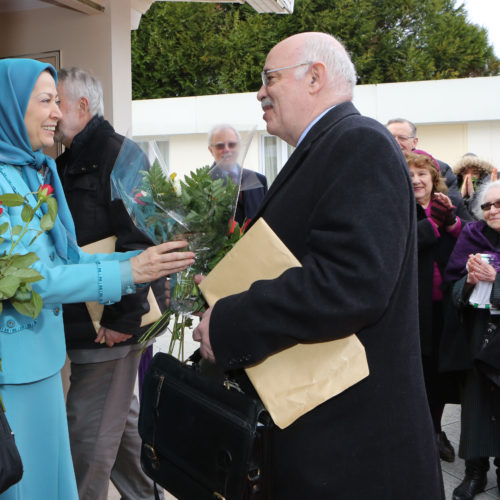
[173,177,182,197]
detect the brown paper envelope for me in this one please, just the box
[198,218,370,429]
[199,218,301,306]
[81,236,162,333]
[245,335,369,429]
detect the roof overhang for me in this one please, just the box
[0,0,292,24]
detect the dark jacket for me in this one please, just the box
[209,103,444,499]
[56,116,166,349]
[451,274,500,458]
[209,165,268,225]
[416,204,459,356]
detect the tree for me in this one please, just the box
[131,0,500,99]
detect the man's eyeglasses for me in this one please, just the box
[261,61,312,87]
[212,142,239,151]
[481,199,500,211]
[393,135,415,142]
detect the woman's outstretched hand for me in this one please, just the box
[130,240,194,284]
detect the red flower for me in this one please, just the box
[0,201,3,216]
[241,219,251,234]
[134,191,147,206]
[38,184,54,197]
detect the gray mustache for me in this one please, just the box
[261,97,274,110]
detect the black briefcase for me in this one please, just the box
[138,351,272,500]
[0,405,23,494]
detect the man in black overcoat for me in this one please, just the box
[194,32,444,499]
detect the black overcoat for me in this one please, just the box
[416,204,459,356]
[209,103,444,499]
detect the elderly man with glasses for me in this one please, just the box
[208,123,268,226]
[194,32,444,500]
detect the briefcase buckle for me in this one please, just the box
[144,443,160,471]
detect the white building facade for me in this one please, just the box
[132,76,500,184]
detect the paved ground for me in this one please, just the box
[108,403,500,499]
[442,404,500,500]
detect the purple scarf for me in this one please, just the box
[444,220,500,282]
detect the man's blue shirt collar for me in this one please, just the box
[296,105,336,147]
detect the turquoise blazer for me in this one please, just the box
[0,164,137,384]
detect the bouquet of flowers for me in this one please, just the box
[0,184,57,318]
[111,139,253,359]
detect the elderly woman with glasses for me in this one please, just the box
[405,151,463,463]
[444,179,500,500]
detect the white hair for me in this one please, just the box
[57,67,104,117]
[473,179,500,220]
[295,35,357,100]
[207,124,241,146]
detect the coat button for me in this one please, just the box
[49,252,56,261]
[7,320,15,328]
[54,307,60,316]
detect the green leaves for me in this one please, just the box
[0,275,21,299]
[10,252,39,268]
[12,289,43,319]
[0,187,57,318]
[132,0,500,97]
[0,193,25,207]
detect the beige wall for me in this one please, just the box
[0,0,132,134]
[417,124,468,167]
[417,122,500,170]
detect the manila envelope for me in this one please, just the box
[82,236,162,334]
[198,218,370,429]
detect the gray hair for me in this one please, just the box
[296,35,357,100]
[473,179,500,220]
[57,67,104,117]
[386,118,417,138]
[207,124,241,146]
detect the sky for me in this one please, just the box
[460,0,500,57]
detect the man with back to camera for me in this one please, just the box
[193,32,445,499]
[386,117,472,223]
[55,67,164,500]
[207,123,268,226]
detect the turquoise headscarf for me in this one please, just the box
[0,58,78,262]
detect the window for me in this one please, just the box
[135,138,170,173]
[260,134,294,185]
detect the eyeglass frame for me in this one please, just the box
[211,141,239,151]
[261,61,313,87]
[393,134,415,142]
[481,199,500,211]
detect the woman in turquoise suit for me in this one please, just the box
[0,58,194,500]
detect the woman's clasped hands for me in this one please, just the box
[466,253,497,285]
